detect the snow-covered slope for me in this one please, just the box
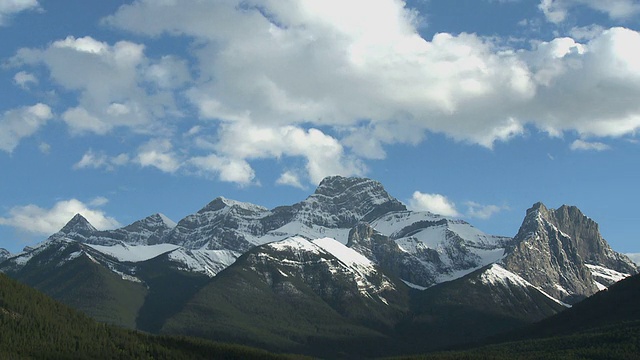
[49,213,177,246]
[258,236,395,303]
[86,243,181,263]
[166,248,239,277]
[0,248,11,262]
[367,211,510,287]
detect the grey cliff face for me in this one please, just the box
[502,202,637,304]
[163,197,270,251]
[51,214,97,243]
[50,213,176,247]
[347,222,439,287]
[291,176,407,228]
[0,248,10,262]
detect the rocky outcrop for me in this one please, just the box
[0,248,10,262]
[162,197,270,251]
[502,202,637,304]
[50,213,177,247]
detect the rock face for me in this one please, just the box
[49,213,177,246]
[50,214,97,243]
[297,176,407,226]
[502,202,637,304]
[0,248,10,262]
[162,197,270,251]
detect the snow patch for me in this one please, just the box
[481,264,530,288]
[157,213,177,228]
[594,281,607,291]
[268,236,321,254]
[168,248,239,277]
[312,237,375,276]
[401,280,428,290]
[585,264,630,284]
[87,243,180,262]
[481,264,571,308]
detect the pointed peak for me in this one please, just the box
[314,176,378,196]
[59,213,97,234]
[156,213,177,228]
[528,201,548,213]
[132,213,177,229]
[198,196,267,214]
[0,248,10,261]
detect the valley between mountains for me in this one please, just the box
[0,176,637,357]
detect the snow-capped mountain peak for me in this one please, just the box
[198,196,268,214]
[59,213,97,236]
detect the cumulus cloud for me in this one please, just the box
[188,154,256,185]
[3,0,632,186]
[38,142,50,154]
[11,35,184,136]
[0,198,121,235]
[134,139,181,173]
[0,103,52,153]
[74,149,130,171]
[210,122,366,184]
[105,2,640,147]
[408,192,461,217]
[539,0,640,23]
[276,171,306,189]
[570,139,611,151]
[465,202,508,219]
[13,71,38,89]
[0,0,39,25]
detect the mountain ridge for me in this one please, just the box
[0,175,637,357]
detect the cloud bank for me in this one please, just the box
[4,0,639,187]
[0,198,121,235]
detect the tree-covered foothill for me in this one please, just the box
[0,273,300,359]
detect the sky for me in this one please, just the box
[1,0,639,254]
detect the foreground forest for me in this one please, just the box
[0,273,298,359]
[2,269,640,359]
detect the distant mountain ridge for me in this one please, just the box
[0,175,637,357]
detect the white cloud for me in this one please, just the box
[13,71,38,89]
[521,28,640,138]
[12,36,182,136]
[569,25,606,40]
[0,0,38,25]
[105,1,640,154]
[0,103,52,153]
[106,0,538,150]
[188,154,256,185]
[0,198,121,235]
[74,149,130,171]
[570,139,611,151]
[276,171,306,189]
[135,139,181,173]
[465,202,508,219]
[38,142,50,154]
[408,192,461,217]
[212,122,366,184]
[3,0,634,187]
[539,0,640,23]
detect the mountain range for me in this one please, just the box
[0,176,637,357]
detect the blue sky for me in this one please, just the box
[1,0,639,253]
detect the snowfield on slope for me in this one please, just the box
[87,243,180,262]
